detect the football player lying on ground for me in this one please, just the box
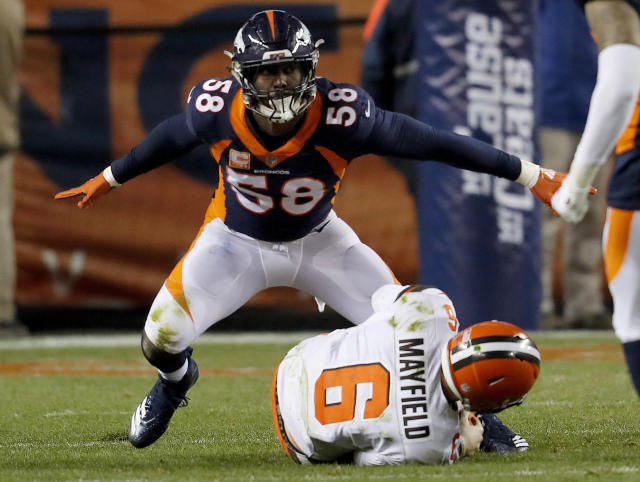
[272,284,539,465]
[54,10,584,449]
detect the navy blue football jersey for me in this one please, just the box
[111,77,521,242]
[185,77,385,241]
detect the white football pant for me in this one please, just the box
[143,211,397,352]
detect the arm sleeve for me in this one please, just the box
[367,110,522,181]
[110,112,202,184]
[569,43,640,186]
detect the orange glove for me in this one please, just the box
[54,173,112,209]
[530,167,596,216]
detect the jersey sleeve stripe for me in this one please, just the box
[604,208,634,283]
[210,139,232,162]
[315,145,348,178]
[230,90,323,165]
[203,164,227,224]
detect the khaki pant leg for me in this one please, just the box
[562,163,608,320]
[539,128,582,314]
[0,152,15,322]
[539,127,607,320]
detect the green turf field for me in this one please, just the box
[0,331,638,481]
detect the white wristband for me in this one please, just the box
[516,159,540,189]
[102,166,121,187]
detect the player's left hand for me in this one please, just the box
[530,167,596,217]
[54,173,112,209]
[460,410,483,456]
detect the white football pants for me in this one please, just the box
[143,211,397,353]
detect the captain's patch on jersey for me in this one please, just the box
[229,149,251,169]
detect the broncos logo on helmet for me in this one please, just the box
[226,10,323,123]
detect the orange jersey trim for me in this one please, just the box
[314,145,347,178]
[203,164,227,224]
[229,90,323,166]
[315,145,347,205]
[616,94,640,154]
[271,364,294,460]
[604,208,634,283]
[210,139,232,161]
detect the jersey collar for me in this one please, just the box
[230,90,322,167]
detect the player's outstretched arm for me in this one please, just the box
[54,169,116,209]
[54,112,202,209]
[551,2,640,223]
[366,110,597,215]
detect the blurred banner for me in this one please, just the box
[416,1,541,329]
[16,0,419,311]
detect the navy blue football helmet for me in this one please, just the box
[228,10,322,123]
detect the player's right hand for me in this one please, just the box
[54,173,112,209]
[460,410,483,456]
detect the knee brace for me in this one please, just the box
[141,332,192,372]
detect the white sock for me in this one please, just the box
[159,360,188,382]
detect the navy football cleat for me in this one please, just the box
[478,413,530,453]
[129,357,199,448]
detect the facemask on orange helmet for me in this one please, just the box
[440,320,541,413]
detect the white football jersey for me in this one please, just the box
[276,287,463,465]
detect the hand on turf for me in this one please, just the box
[531,167,596,218]
[460,410,483,457]
[54,173,112,209]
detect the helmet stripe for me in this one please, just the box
[452,350,541,371]
[451,340,540,364]
[266,10,277,41]
[451,335,538,354]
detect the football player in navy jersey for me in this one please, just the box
[552,0,640,398]
[55,10,589,448]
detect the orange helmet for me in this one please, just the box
[440,320,541,413]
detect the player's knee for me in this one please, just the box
[141,332,192,372]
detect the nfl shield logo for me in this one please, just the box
[265,155,278,167]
